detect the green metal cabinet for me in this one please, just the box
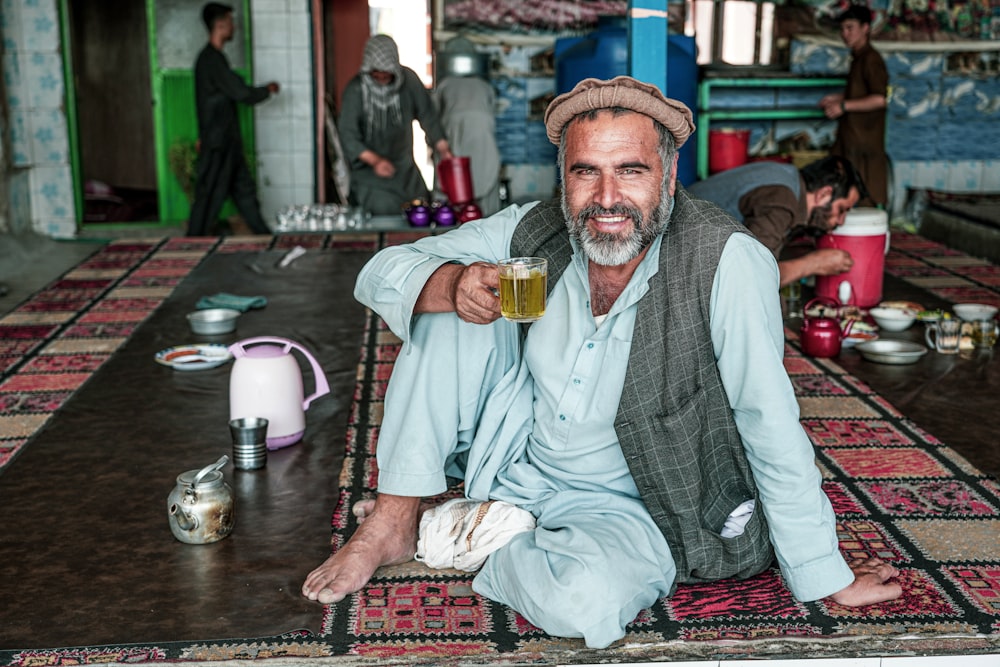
[696,75,845,180]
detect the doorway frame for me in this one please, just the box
[59,0,256,229]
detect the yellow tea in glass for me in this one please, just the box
[498,257,547,322]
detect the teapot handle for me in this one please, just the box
[229,337,331,410]
[804,296,840,316]
[192,455,229,489]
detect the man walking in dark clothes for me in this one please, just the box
[188,2,279,236]
[819,4,888,208]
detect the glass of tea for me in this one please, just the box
[498,257,547,322]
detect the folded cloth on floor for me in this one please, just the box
[415,498,536,572]
[720,499,756,539]
[196,293,268,312]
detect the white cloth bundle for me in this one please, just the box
[720,499,756,539]
[415,498,536,571]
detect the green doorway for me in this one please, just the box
[61,0,256,230]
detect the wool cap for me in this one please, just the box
[543,75,695,147]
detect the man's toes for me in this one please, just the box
[318,587,347,604]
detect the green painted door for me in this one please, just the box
[149,0,256,223]
[60,0,257,227]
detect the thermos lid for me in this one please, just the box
[831,207,888,236]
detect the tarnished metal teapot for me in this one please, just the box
[800,297,854,358]
[167,455,235,544]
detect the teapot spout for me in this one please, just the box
[170,503,199,532]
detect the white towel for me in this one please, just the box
[415,498,536,571]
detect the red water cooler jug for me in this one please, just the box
[437,157,475,205]
[815,208,889,308]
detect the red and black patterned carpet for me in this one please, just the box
[1,230,999,665]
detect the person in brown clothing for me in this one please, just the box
[686,156,867,287]
[819,4,888,209]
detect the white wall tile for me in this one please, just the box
[253,13,289,50]
[24,51,64,108]
[291,150,314,190]
[506,164,557,203]
[289,47,312,84]
[257,152,295,187]
[28,108,68,165]
[913,160,948,191]
[256,117,293,153]
[34,217,78,239]
[28,164,75,221]
[253,52,289,87]
[251,0,289,11]
[8,108,30,166]
[944,159,984,191]
[288,13,311,49]
[0,0,25,53]
[291,185,313,206]
[255,93,288,121]
[980,159,1000,191]
[7,169,33,234]
[2,51,25,109]
[19,0,60,52]
[293,115,316,155]
[288,84,312,119]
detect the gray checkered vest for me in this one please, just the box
[510,189,775,584]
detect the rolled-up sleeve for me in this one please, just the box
[710,233,854,601]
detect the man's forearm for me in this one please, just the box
[777,257,811,288]
[414,263,463,313]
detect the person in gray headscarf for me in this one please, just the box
[339,34,453,216]
[434,37,502,216]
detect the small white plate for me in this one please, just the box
[155,344,233,371]
[855,339,928,365]
[843,332,878,348]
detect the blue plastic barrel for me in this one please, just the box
[555,16,699,186]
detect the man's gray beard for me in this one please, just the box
[562,187,675,266]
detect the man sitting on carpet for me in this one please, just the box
[302,76,901,648]
[686,156,866,288]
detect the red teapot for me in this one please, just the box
[800,297,854,358]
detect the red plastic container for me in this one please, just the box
[815,207,889,308]
[708,128,750,174]
[437,157,475,205]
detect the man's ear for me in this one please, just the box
[815,185,833,208]
[668,154,679,196]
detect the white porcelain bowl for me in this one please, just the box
[869,307,917,332]
[953,303,998,322]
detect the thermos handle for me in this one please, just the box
[228,336,330,409]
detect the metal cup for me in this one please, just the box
[229,417,268,470]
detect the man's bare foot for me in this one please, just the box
[302,494,421,604]
[353,497,438,524]
[828,557,902,607]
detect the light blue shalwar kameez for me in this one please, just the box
[354,202,854,648]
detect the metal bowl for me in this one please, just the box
[953,303,998,322]
[187,308,241,335]
[855,339,927,365]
